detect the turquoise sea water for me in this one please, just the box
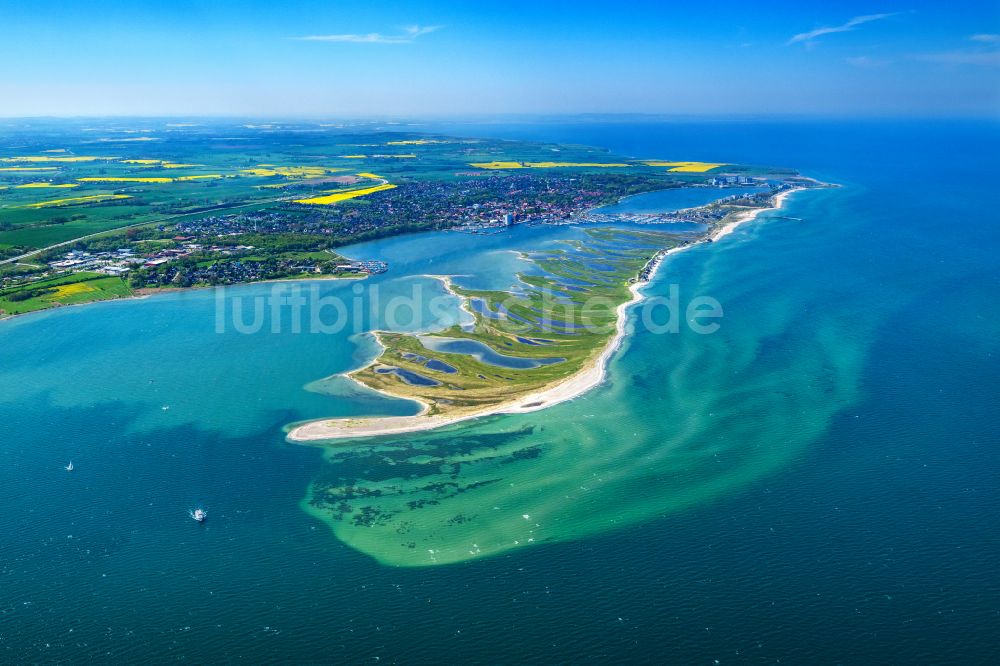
[2,120,999,662]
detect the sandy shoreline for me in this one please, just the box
[287,187,805,443]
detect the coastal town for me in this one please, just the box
[0,171,678,312]
[168,172,674,238]
[22,177,791,294]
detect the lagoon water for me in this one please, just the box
[2,120,999,662]
[594,184,761,214]
[417,336,564,369]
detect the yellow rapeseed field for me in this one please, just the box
[176,174,223,181]
[470,161,523,169]
[241,166,341,178]
[51,282,96,297]
[121,160,201,168]
[293,183,397,205]
[642,161,727,172]
[356,172,384,179]
[26,194,132,208]
[77,177,174,183]
[15,183,78,188]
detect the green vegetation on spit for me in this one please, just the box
[351,228,688,417]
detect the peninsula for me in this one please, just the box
[287,183,818,442]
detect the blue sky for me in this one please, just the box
[0,0,997,117]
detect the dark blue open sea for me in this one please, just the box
[2,119,998,663]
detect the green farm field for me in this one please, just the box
[0,271,132,315]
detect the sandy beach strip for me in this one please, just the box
[287,188,805,442]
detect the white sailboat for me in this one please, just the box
[65,461,74,471]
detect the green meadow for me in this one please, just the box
[0,271,132,315]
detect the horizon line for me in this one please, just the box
[1,111,999,122]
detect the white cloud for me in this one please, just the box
[403,25,441,38]
[788,13,897,45]
[969,34,1000,43]
[298,25,442,44]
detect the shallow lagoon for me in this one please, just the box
[594,185,762,214]
[374,365,441,386]
[418,335,565,369]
